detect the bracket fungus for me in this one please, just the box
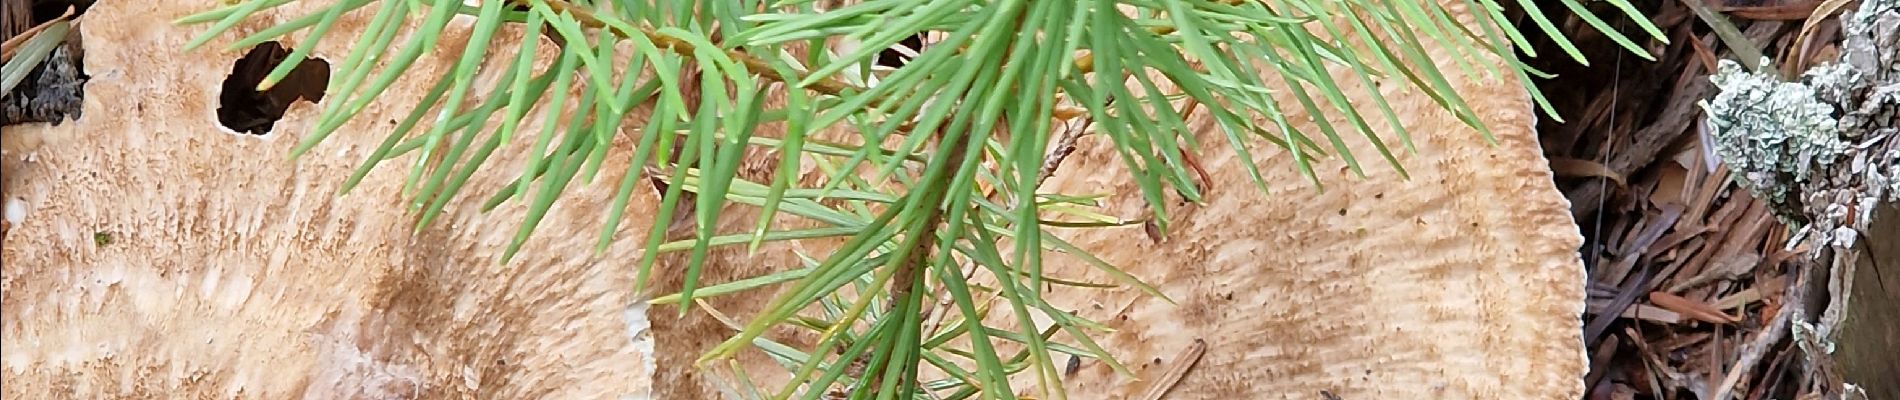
[3,0,1595,398]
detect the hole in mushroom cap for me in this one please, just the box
[216,41,331,136]
[874,32,926,69]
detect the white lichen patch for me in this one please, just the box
[1702,0,1898,231]
[1702,59,1849,212]
[1842,0,1899,65]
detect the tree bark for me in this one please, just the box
[1701,0,1898,397]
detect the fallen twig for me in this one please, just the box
[1136,339,1206,400]
[1710,256,1805,400]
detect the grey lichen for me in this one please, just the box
[1702,0,1899,396]
[1841,0,1899,78]
[1848,0,1900,218]
[1701,0,1899,231]
[1701,59,1850,217]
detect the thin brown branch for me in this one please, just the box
[858,124,964,394]
[1035,119,1091,188]
[1135,338,1207,400]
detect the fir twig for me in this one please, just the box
[175,0,1671,397]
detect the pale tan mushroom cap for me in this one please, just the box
[1034,4,1589,398]
[2,0,1588,398]
[2,1,666,397]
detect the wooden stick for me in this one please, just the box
[0,7,74,63]
[1136,339,1207,400]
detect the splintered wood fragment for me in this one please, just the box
[1586,298,1685,324]
[1668,252,1763,293]
[1710,285,1765,310]
[1649,225,1715,258]
[1136,339,1206,400]
[1585,205,1685,342]
[1709,254,1806,400]
[1,7,74,62]
[1649,291,1741,324]
[1711,1,1826,20]
[1623,327,1668,398]
[1673,200,1768,290]
[1583,335,1623,391]
[1550,157,1628,188]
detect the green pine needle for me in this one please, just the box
[177,0,1665,397]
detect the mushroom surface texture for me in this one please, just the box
[0,0,1588,399]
